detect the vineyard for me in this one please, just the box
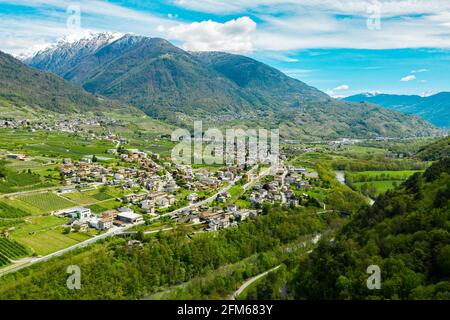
[0,237,29,267]
[0,201,30,218]
[17,192,75,212]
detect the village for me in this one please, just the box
[0,115,123,143]
[50,144,320,235]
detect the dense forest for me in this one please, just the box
[284,157,450,299]
[416,137,450,161]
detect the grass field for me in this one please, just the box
[11,216,68,236]
[353,180,399,196]
[16,192,76,213]
[62,190,114,205]
[12,227,91,256]
[9,215,91,255]
[346,170,421,197]
[87,199,120,213]
[347,170,421,181]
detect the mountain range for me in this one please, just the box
[0,50,117,115]
[0,32,440,139]
[344,92,450,128]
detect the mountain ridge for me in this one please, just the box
[0,50,103,113]
[22,32,441,139]
[344,92,450,128]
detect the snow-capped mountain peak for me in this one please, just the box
[55,30,124,47]
[20,31,125,62]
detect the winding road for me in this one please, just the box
[229,234,322,300]
[230,265,281,300]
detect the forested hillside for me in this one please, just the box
[289,158,450,299]
[0,205,328,299]
[0,51,103,113]
[416,137,450,161]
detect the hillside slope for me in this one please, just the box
[344,92,450,128]
[291,158,450,299]
[416,136,450,161]
[24,33,440,139]
[0,51,103,113]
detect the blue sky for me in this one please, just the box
[1,0,450,97]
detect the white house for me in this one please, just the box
[65,207,92,221]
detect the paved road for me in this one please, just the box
[230,265,281,300]
[229,234,322,300]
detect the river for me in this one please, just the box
[335,170,375,206]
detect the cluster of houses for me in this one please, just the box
[59,151,175,193]
[175,205,259,232]
[58,148,253,218]
[328,138,359,150]
[0,116,119,134]
[56,206,144,231]
[249,165,318,207]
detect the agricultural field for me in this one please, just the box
[0,238,29,267]
[346,170,422,197]
[0,130,117,160]
[0,157,58,194]
[16,192,76,213]
[0,169,53,194]
[0,200,29,218]
[8,215,92,256]
[345,145,386,155]
[62,189,114,205]
[87,199,121,213]
[12,227,91,256]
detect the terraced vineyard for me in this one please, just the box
[0,237,29,267]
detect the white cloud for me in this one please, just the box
[333,84,350,91]
[326,84,350,97]
[162,17,257,53]
[2,0,450,55]
[172,0,450,17]
[401,75,416,81]
[421,90,435,97]
[173,0,450,50]
[411,68,429,73]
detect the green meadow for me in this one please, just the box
[346,170,422,197]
